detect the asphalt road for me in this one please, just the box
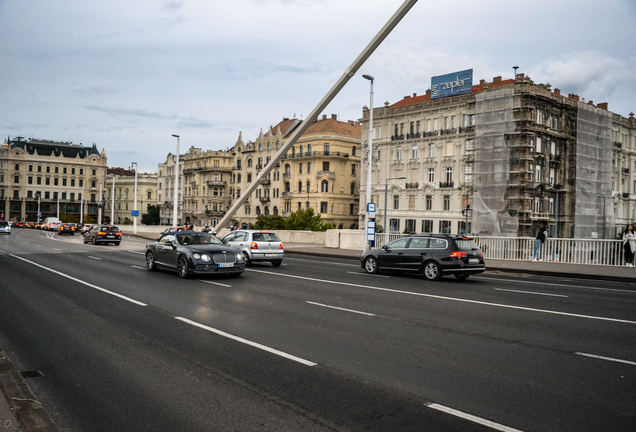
[0,229,635,432]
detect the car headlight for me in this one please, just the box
[193,253,201,259]
[201,254,210,262]
[237,253,244,261]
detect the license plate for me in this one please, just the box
[218,263,234,268]
[469,258,479,263]
[264,254,277,257]
[107,235,115,238]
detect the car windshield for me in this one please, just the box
[252,233,281,242]
[177,233,223,246]
[455,239,480,251]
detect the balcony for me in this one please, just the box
[405,183,419,189]
[232,166,242,171]
[282,172,292,179]
[259,179,271,186]
[255,164,263,171]
[259,196,270,203]
[439,181,454,188]
[206,180,226,187]
[282,192,293,198]
[281,151,350,159]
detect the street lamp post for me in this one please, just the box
[131,163,138,234]
[36,193,41,222]
[80,185,84,225]
[362,74,374,252]
[171,135,181,227]
[384,176,406,235]
[97,181,103,225]
[110,175,116,224]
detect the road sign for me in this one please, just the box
[131,210,140,217]
[367,203,376,213]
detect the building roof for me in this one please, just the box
[264,115,361,140]
[7,137,102,159]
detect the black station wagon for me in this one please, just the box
[361,234,486,280]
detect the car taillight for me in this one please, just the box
[115,232,121,236]
[451,251,468,259]
[251,242,258,249]
[279,242,284,250]
[98,231,106,235]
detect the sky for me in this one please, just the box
[2,0,635,173]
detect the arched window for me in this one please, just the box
[247,159,252,167]
[276,141,280,149]
[298,181,303,192]
[350,182,356,194]
[237,174,242,183]
[267,142,271,151]
[264,206,269,216]
[321,180,329,192]
[273,206,278,215]
[307,181,311,192]
[259,143,263,152]
[285,164,291,174]
[256,206,261,215]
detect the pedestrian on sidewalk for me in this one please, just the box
[533,225,548,262]
[622,224,636,267]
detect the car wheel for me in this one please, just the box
[146,251,157,271]
[242,251,251,266]
[455,274,470,280]
[272,260,282,267]
[364,257,380,274]
[423,261,442,280]
[177,256,190,279]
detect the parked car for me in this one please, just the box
[0,221,11,235]
[146,231,245,278]
[58,223,75,235]
[361,234,486,280]
[83,225,122,245]
[222,230,283,266]
[156,226,187,241]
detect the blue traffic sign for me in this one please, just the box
[131,210,140,217]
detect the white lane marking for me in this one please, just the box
[575,352,636,366]
[128,250,145,255]
[53,248,63,251]
[494,288,568,298]
[131,265,146,270]
[0,249,6,253]
[426,403,524,432]
[306,301,376,316]
[346,271,389,278]
[247,269,636,325]
[199,280,232,288]
[88,256,102,260]
[284,257,359,267]
[10,254,147,307]
[175,317,316,367]
[477,276,636,294]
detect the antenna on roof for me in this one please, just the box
[513,66,519,78]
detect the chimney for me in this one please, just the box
[554,88,561,96]
[598,102,608,111]
[479,79,486,86]
[568,94,580,101]
[322,115,327,120]
[413,93,417,97]
[588,100,594,105]
[493,76,502,83]
[426,89,431,96]
[331,114,337,120]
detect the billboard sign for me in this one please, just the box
[431,69,473,99]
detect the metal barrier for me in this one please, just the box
[374,234,627,267]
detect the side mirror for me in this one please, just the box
[382,245,390,251]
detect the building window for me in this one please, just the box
[307,162,311,173]
[307,181,311,193]
[428,144,435,158]
[14,176,19,184]
[426,195,432,211]
[411,146,418,159]
[46,178,50,186]
[549,197,554,214]
[62,179,67,186]
[321,180,329,192]
[320,202,328,213]
[71,179,75,187]
[422,219,433,233]
[298,181,303,193]
[15,164,19,171]
[28,177,33,185]
[299,163,302,174]
[247,173,252,182]
[396,147,402,160]
[323,161,329,171]
[351,164,356,175]
[439,220,451,234]
[54,178,59,186]
[389,218,400,233]
[405,219,416,234]
[393,195,400,210]
[350,203,355,215]
[534,199,540,213]
[443,195,450,211]
[428,168,435,183]
[350,182,356,194]
[352,146,356,156]
[535,165,541,183]
[446,167,453,183]
[247,159,252,167]
[324,143,330,155]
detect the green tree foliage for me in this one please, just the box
[283,208,333,231]
[142,205,161,225]
[252,214,286,230]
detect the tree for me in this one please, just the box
[252,214,285,230]
[283,208,334,231]
[142,205,161,225]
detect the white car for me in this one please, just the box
[0,221,11,234]
[222,230,283,266]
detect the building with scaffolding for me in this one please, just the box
[359,70,636,239]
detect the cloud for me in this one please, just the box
[85,104,166,119]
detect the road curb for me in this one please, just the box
[0,348,59,432]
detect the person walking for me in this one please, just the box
[622,224,636,267]
[533,225,548,262]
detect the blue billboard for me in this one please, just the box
[431,69,473,99]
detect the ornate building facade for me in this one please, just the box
[360,72,636,238]
[0,137,108,222]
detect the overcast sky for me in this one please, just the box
[2,0,635,172]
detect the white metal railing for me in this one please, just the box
[373,234,627,267]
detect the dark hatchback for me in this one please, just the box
[83,225,122,245]
[145,231,245,278]
[58,223,75,235]
[361,234,485,280]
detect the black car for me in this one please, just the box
[58,223,75,235]
[361,234,486,280]
[83,225,122,245]
[145,231,245,278]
